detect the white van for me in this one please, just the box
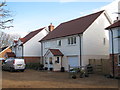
[2,58,26,72]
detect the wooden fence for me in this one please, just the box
[89,59,110,75]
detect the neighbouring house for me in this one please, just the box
[4,52,16,59]
[0,46,12,59]
[12,27,50,63]
[40,10,112,71]
[105,1,120,78]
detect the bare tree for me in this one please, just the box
[0,31,20,48]
[0,1,13,29]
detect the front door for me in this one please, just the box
[48,57,53,70]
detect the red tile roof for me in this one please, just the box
[5,52,16,58]
[105,20,120,30]
[14,40,18,43]
[21,27,45,44]
[49,49,63,56]
[40,10,104,41]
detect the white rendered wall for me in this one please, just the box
[24,28,48,57]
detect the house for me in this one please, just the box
[0,46,12,59]
[12,27,50,63]
[5,52,16,59]
[40,10,112,71]
[105,1,120,78]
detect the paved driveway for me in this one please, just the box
[2,69,119,88]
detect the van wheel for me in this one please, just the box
[10,68,14,72]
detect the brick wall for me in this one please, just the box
[110,54,120,77]
[24,57,41,64]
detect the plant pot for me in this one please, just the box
[44,67,48,70]
[61,67,65,72]
[50,68,53,71]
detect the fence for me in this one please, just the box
[89,59,110,75]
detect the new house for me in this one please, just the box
[105,1,120,78]
[40,10,112,71]
[12,27,49,63]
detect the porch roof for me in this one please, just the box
[49,49,63,56]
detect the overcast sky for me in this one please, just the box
[1,0,119,37]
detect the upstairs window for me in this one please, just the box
[68,37,76,45]
[57,40,61,46]
[103,38,106,45]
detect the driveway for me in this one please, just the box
[2,69,119,88]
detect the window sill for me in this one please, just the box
[67,44,76,46]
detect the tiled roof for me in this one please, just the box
[49,49,63,56]
[5,52,16,58]
[105,20,120,29]
[41,10,104,41]
[14,40,18,43]
[21,27,45,44]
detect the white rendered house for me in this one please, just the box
[12,27,49,63]
[40,10,112,71]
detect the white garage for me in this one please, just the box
[68,56,79,67]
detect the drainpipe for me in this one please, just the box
[78,34,82,67]
[22,44,24,59]
[110,29,115,78]
[41,41,43,64]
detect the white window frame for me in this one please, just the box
[57,40,61,46]
[68,36,76,45]
[103,38,106,45]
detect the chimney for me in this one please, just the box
[48,23,54,32]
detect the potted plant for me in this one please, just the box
[45,62,48,64]
[50,67,53,71]
[44,67,48,70]
[50,62,53,64]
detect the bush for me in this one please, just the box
[26,63,44,70]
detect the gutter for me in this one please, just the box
[110,29,115,77]
[78,34,82,67]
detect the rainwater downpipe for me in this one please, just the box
[78,34,82,67]
[41,41,44,64]
[110,29,115,78]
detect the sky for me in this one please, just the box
[1,1,118,37]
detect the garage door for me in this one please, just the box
[68,56,79,67]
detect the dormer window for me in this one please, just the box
[68,37,76,45]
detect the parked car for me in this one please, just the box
[2,58,26,72]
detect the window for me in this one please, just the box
[103,38,106,45]
[118,55,120,65]
[118,30,120,37]
[49,57,53,64]
[68,37,76,45]
[57,57,59,63]
[57,40,61,46]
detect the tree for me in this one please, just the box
[0,1,13,29]
[0,31,21,48]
